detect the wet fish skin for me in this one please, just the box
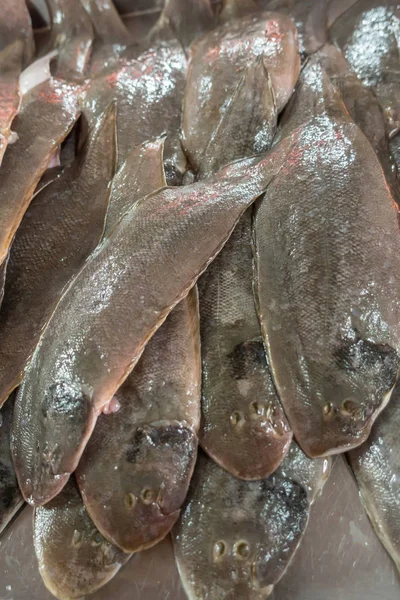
[199,212,292,480]
[83,42,187,184]
[253,59,400,458]
[12,129,300,507]
[0,0,34,162]
[0,76,83,266]
[34,478,131,600]
[327,0,360,28]
[151,0,214,49]
[0,104,116,408]
[77,289,200,553]
[317,42,400,206]
[0,394,24,535]
[182,11,299,170]
[260,0,328,56]
[42,0,94,82]
[348,379,400,571]
[219,0,260,23]
[330,0,400,138]
[173,448,330,600]
[390,133,400,185]
[103,136,166,238]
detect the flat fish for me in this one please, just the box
[0,0,34,163]
[348,378,400,571]
[151,0,214,49]
[173,448,330,599]
[330,0,400,138]
[77,288,200,553]
[0,394,24,535]
[253,58,400,458]
[318,42,400,206]
[0,68,83,266]
[39,0,94,82]
[81,0,132,75]
[34,478,131,600]
[182,11,299,171]
[197,60,292,479]
[0,104,116,408]
[12,129,300,506]
[327,0,360,27]
[259,0,328,56]
[83,42,187,184]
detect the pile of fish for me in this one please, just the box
[0,0,399,597]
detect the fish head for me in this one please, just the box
[13,378,96,506]
[293,337,400,458]
[201,339,292,479]
[79,421,197,553]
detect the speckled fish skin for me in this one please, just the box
[83,43,187,185]
[41,0,93,82]
[330,0,400,138]
[182,11,299,171]
[259,0,328,56]
[0,77,83,266]
[173,448,330,600]
[0,104,116,408]
[0,394,24,535]
[317,42,400,206]
[151,0,214,49]
[12,130,299,507]
[197,59,292,479]
[34,478,131,600]
[0,0,34,163]
[348,378,400,571]
[253,58,400,458]
[103,136,167,237]
[77,288,200,553]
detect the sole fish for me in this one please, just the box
[34,477,131,600]
[259,0,328,56]
[0,67,83,266]
[40,0,94,82]
[77,288,200,553]
[182,10,300,171]
[254,58,400,458]
[348,379,400,572]
[12,129,300,507]
[0,0,34,163]
[330,0,400,138]
[173,448,330,599]
[196,58,293,479]
[318,42,400,207]
[0,394,24,535]
[83,42,187,184]
[0,104,116,408]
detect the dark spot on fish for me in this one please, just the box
[0,465,17,510]
[228,339,266,380]
[44,381,92,423]
[334,337,399,393]
[126,424,194,463]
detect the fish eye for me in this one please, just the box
[250,402,265,416]
[234,541,250,559]
[341,398,359,417]
[213,541,226,560]
[124,492,137,509]
[323,402,333,417]
[141,488,156,504]
[230,411,243,427]
[92,532,103,546]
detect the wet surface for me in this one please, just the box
[1,457,399,599]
